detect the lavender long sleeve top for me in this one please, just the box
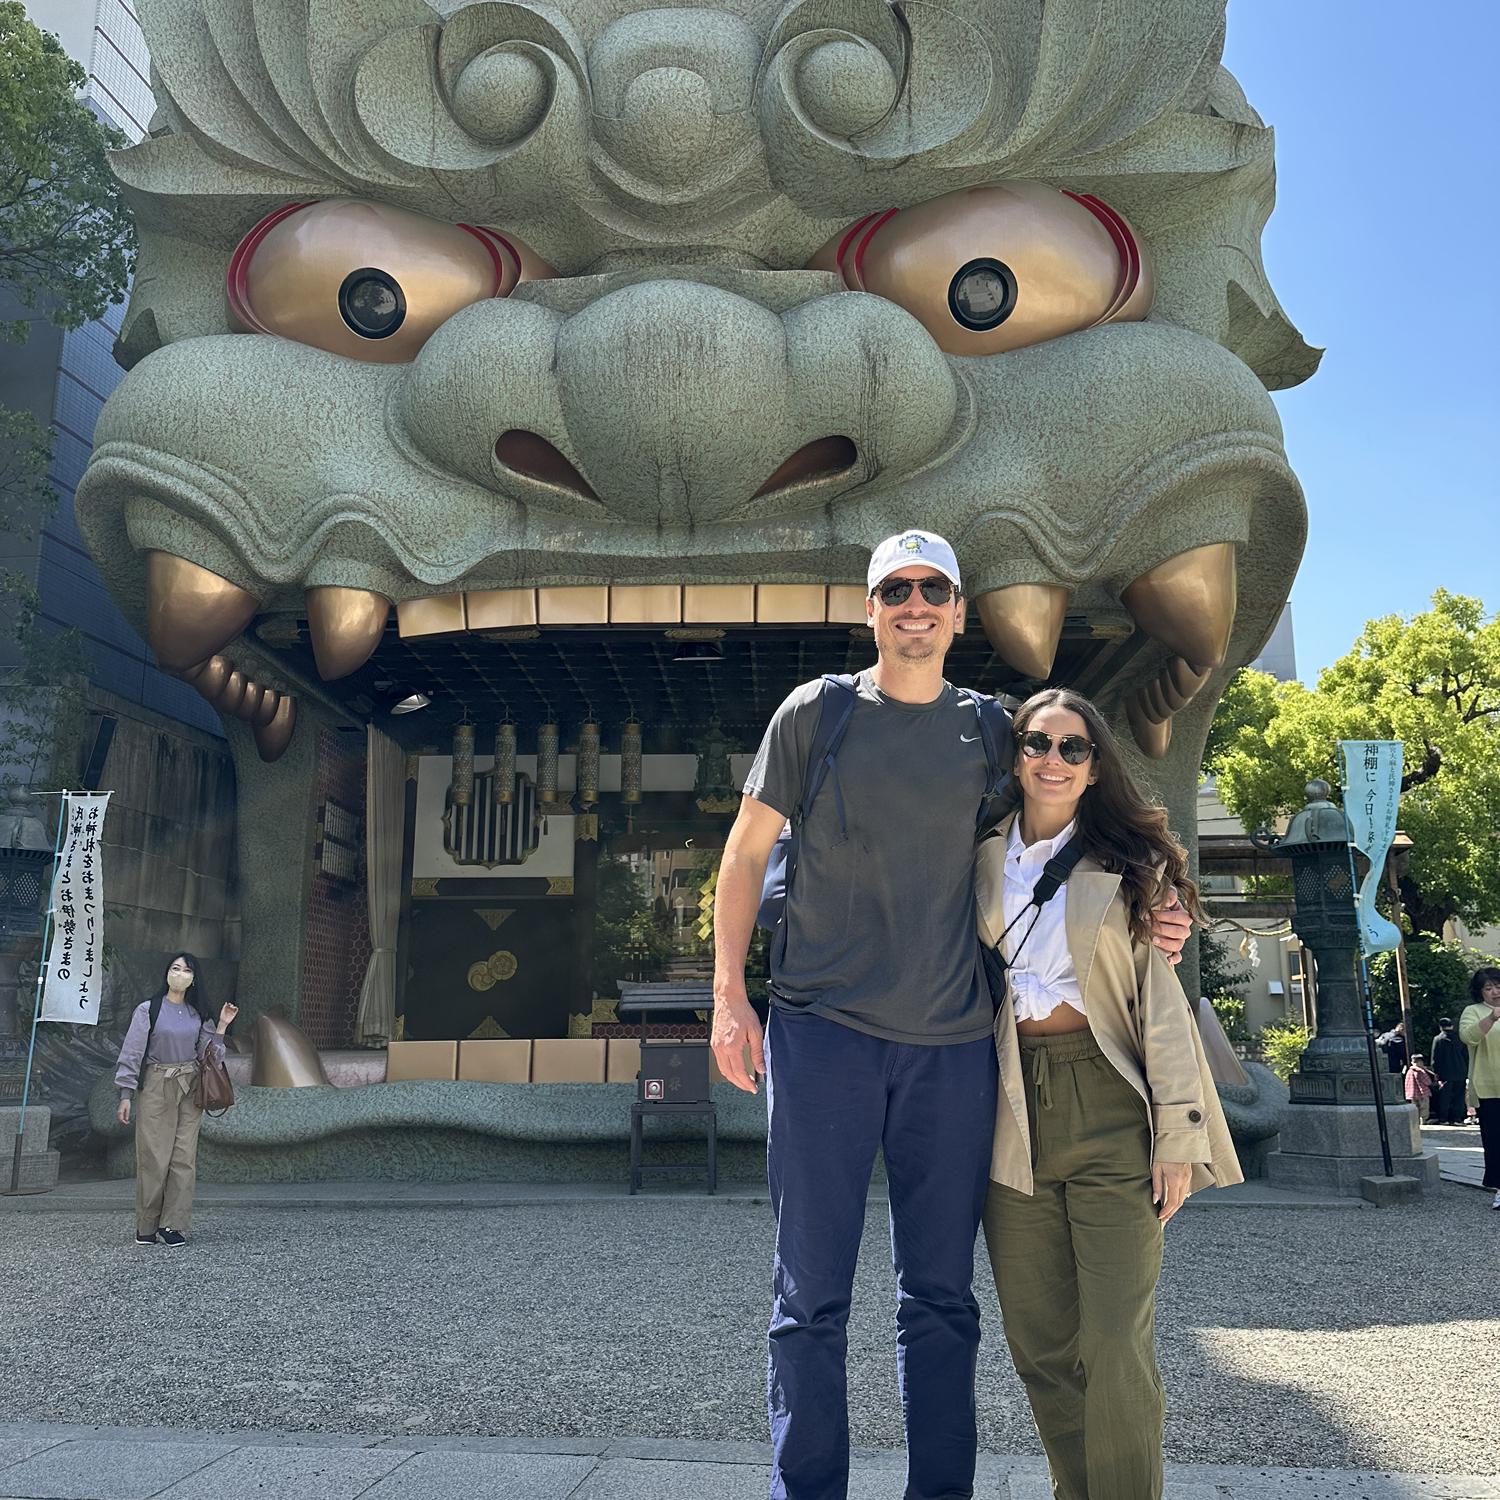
[115,998,225,1097]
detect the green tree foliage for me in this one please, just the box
[1208,993,1248,1045]
[1257,1020,1312,1082]
[0,6,130,789]
[1198,927,1251,1000]
[1369,939,1489,1055]
[1201,667,1279,779]
[589,853,675,1001]
[1208,592,1500,937]
[0,4,134,337]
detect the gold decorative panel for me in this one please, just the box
[466,588,538,629]
[683,584,755,622]
[537,586,609,625]
[609,585,682,624]
[756,584,827,624]
[826,585,868,624]
[468,1016,512,1039]
[397,594,466,638]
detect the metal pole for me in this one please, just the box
[1346,840,1394,1177]
[1386,857,1415,1057]
[7,790,69,1195]
[1358,957,1395,1176]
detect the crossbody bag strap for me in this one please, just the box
[991,834,1088,972]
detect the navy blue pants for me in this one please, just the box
[765,1007,998,1500]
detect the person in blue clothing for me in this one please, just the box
[710,530,1192,1500]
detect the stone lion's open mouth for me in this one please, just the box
[141,539,1238,765]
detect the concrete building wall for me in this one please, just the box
[16,0,219,735]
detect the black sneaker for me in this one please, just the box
[158,1228,187,1247]
[134,1231,160,1246]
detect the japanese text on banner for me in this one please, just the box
[40,791,113,1025]
[1337,741,1403,958]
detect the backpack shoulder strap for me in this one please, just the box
[140,992,164,1071]
[957,688,1014,836]
[793,673,857,828]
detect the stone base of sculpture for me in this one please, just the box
[1265,1101,1439,1196]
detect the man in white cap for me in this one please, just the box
[712,529,1189,1500]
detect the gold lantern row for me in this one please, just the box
[493,722,516,806]
[577,720,600,807]
[536,721,560,805]
[451,721,475,806]
[452,721,645,806]
[620,720,642,805]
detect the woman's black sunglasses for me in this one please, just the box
[872,577,959,607]
[1019,730,1095,765]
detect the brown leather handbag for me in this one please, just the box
[196,1049,235,1116]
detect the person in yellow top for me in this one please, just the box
[1458,966,1500,1209]
[975,687,1241,1500]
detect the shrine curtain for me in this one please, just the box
[355,726,404,1045]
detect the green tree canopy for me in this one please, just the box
[0,2,133,338]
[1206,591,1500,937]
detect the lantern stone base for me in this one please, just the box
[1265,1101,1439,1197]
[1359,1173,1425,1206]
[0,1106,59,1195]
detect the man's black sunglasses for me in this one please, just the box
[872,577,959,607]
[1019,730,1096,765]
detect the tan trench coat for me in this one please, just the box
[976,814,1243,1198]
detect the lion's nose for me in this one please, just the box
[540,280,956,525]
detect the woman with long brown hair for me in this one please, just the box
[975,687,1240,1500]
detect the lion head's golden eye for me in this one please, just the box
[810,182,1151,357]
[227,199,553,363]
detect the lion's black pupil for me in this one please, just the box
[339,268,406,339]
[948,259,1017,331]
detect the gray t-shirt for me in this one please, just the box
[744,671,994,1045]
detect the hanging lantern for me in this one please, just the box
[537,721,559,805]
[620,719,643,805]
[451,721,475,806]
[493,722,516,806]
[577,719,600,807]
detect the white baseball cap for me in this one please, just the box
[866,530,962,595]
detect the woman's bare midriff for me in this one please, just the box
[1015,1003,1092,1037]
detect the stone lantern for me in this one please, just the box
[1278,780,1391,1106]
[1263,780,1437,1198]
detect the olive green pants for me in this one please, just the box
[983,1031,1165,1500]
[135,1061,204,1236]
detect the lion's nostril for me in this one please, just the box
[494,430,597,499]
[753,436,858,498]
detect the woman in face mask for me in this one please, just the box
[114,952,237,1245]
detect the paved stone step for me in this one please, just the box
[0,1428,1496,1500]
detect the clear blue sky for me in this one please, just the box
[1222,1,1498,681]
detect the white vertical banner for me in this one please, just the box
[39,791,113,1025]
[1338,741,1404,958]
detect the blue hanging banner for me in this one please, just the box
[1338,741,1404,957]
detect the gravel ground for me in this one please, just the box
[0,1181,1492,1474]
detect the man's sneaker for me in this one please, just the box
[1491,1191,1499,1211]
[158,1228,188,1247]
[134,1231,160,1245]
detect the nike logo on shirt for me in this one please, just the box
[960,734,980,743]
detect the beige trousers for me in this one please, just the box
[135,1061,203,1235]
